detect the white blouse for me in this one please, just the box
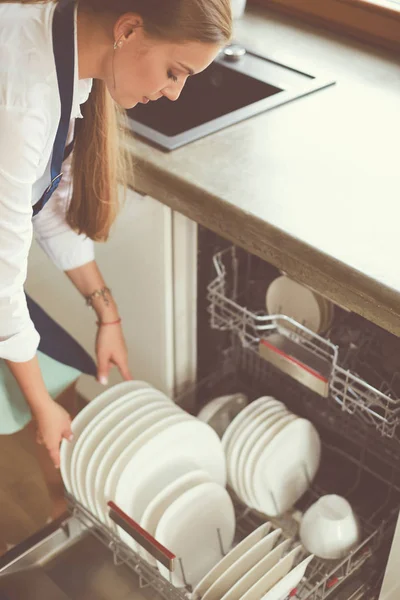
[0,2,94,362]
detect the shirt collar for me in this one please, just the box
[71,4,93,119]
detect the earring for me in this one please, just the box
[113,40,123,50]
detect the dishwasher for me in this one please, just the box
[1,228,399,600]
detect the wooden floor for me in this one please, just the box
[0,384,78,555]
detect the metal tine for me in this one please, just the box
[269,489,280,517]
[301,462,311,491]
[217,527,228,557]
[178,557,190,590]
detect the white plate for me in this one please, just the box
[140,470,211,565]
[229,408,289,501]
[156,482,235,588]
[84,402,176,517]
[241,545,302,600]
[108,454,197,535]
[253,419,321,516]
[193,522,272,599]
[82,401,177,515]
[266,276,322,333]
[100,412,190,525]
[244,414,297,510]
[220,537,291,600]
[114,418,227,532]
[204,529,283,600]
[77,396,172,508]
[198,394,248,437]
[69,388,171,503]
[222,398,283,464]
[60,380,151,492]
[261,554,314,600]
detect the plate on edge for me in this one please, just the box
[253,419,321,516]
[156,482,235,588]
[193,522,272,599]
[69,388,171,503]
[241,545,302,600]
[140,469,211,565]
[204,529,283,600]
[60,380,151,492]
[261,554,314,600]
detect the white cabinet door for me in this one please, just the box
[26,190,176,399]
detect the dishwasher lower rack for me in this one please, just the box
[64,492,309,600]
[60,350,399,600]
[207,245,400,438]
[63,496,361,600]
[63,467,394,600]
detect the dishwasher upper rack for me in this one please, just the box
[207,246,400,438]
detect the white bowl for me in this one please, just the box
[197,393,248,438]
[300,495,361,560]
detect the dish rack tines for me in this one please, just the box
[207,246,400,438]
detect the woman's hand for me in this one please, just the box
[95,322,133,385]
[33,398,73,468]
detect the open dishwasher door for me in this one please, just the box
[379,514,400,600]
[0,515,160,600]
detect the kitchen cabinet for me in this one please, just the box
[26,189,197,400]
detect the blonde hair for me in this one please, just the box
[0,0,232,241]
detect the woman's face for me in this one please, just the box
[106,18,222,109]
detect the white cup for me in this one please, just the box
[231,0,247,19]
[299,495,361,560]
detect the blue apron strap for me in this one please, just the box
[63,139,75,161]
[32,0,75,217]
[26,294,97,377]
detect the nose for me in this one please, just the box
[162,80,186,102]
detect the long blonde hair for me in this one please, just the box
[1,0,232,241]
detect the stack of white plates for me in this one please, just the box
[222,396,321,516]
[193,523,314,600]
[60,381,235,588]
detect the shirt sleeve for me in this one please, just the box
[32,120,95,271]
[0,105,46,362]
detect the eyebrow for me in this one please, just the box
[177,62,195,76]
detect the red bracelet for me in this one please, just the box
[96,318,122,327]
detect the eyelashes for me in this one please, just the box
[167,70,178,83]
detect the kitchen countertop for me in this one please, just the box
[125,5,400,336]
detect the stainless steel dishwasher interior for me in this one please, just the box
[0,520,160,600]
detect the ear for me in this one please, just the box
[114,13,144,46]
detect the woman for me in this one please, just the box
[0,0,232,473]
